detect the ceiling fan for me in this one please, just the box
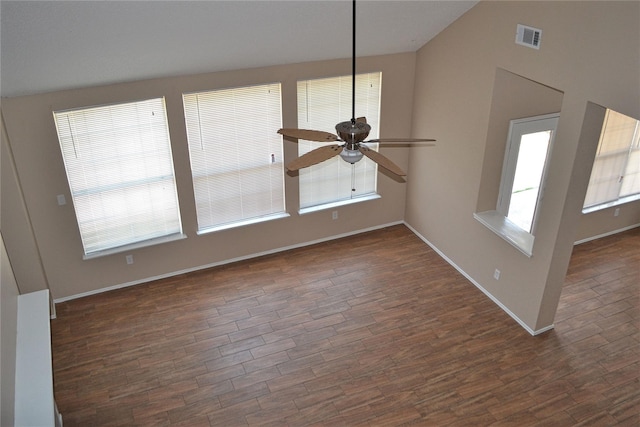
[278,0,435,177]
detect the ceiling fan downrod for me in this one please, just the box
[277,0,434,175]
[351,0,356,125]
[337,0,368,163]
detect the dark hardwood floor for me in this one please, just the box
[51,224,639,426]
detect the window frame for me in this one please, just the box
[53,97,185,259]
[497,113,559,234]
[582,109,640,213]
[296,72,382,213]
[182,82,289,234]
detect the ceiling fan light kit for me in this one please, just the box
[339,148,364,164]
[278,0,435,177]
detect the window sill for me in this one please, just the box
[582,193,640,214]
[197,212,290,235]
[298,194,381,215]
[83,232,187,260]
[474,211,534,257]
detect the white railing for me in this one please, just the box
[14,289,62,427]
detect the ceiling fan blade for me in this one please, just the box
[359,146,406,176]
[278,128,339,143]
[366,138,436,144]
[287,144,342,171]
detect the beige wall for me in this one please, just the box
[1,232,20,425]
[1,116,49,295]
[407,1,640,332]
[576,201,640,242]
[476,68,564,214]
[1,53,416,300]
[1,117,20,426]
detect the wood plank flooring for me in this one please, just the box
[51,224,639,426]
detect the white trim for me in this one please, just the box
[54,221,403,303]
[49,296,57,320]
[15,290,57,427]
[473,210,534,257]
[403,222,552,336]
[533,324,556,335]
[55,220,556,336]
[196,212,290,235]
[497,113,559,235]
[581,193,640,214]
[298,194,381,215]
[574,223,640,245]
[83,232,187,260]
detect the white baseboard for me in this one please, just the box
[53,221,404,304]
[53,220,555,336]
[574,223,640,245]
[402,222,552,336]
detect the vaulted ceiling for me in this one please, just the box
[0,1,477,98]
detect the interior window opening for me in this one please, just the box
[583,109,640,212]
[498,114,558,234]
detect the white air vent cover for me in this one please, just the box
[516,24,541,49]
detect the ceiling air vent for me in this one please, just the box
[516,24,541,49]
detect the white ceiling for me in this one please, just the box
[0,1,477,98]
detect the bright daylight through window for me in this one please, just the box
[498,114,558,234]
[53,98,183,257]
[583,109,640,211]
[297,72,381,212]
[183,83,287,233]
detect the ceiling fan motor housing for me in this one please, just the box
[335,120,370,164]
[336,120,370,147]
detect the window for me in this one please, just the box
[297,72,381,212]
[583,109,640,211]
[183,83,287,233]
[53,98,183,258]
[474,113,558,257]
[497,114,558,233]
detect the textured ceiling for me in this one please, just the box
[0,1,477,98]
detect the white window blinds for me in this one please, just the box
[183,83,286,233]
[297,72,381,211]
[53,98,182,257]
[584,109,640,208]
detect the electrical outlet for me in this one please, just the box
[126,254,134,265]
[493,269,501,280]
[614,208,620,217]
[332,210,338,220]
[57,194,66,205]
